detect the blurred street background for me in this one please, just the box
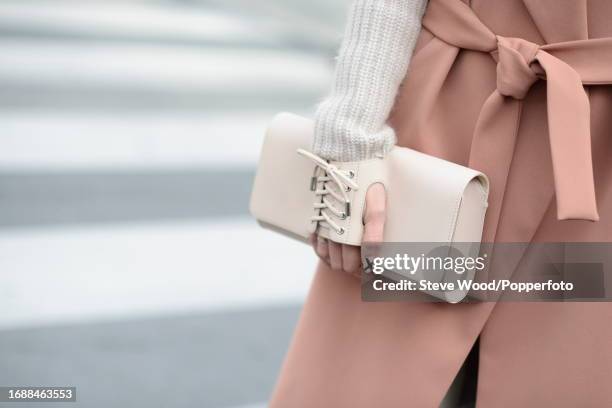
[0,1,349,406]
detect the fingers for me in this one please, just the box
[362,183,387,243]
[328,240,343,271]
[330,241,361,275]
[309,234,361,276]
[316,236,329,260]
[342,244,362,276]
[310,234,330,266]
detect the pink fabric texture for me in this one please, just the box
[270,1,612,406]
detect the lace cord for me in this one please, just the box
[297,149,359,235]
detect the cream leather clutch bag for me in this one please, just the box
[250,113,489,302]
[250,112,489,244]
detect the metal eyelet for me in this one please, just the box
[348,171,355,179]
[344,186,351,192]
[337,228,345,235]
[339,212,347,220]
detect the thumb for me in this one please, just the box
[362,183,386,243]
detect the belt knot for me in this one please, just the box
[495,36,541,99]
[422,0,600,222]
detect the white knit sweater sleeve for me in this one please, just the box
[313,0,428,161]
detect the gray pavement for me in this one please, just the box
[0,169,254,227]
[0,305,301,408]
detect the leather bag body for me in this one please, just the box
[250,113,489,247]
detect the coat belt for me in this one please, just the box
[422,0,612,223]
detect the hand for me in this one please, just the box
[309,183,386,276]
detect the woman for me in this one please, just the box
[271,0,612,406]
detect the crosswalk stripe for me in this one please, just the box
[0,218,316,329]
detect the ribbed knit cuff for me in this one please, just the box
[313,111,397,161]
[312,0,428,161]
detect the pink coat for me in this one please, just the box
[271,0,612,406]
